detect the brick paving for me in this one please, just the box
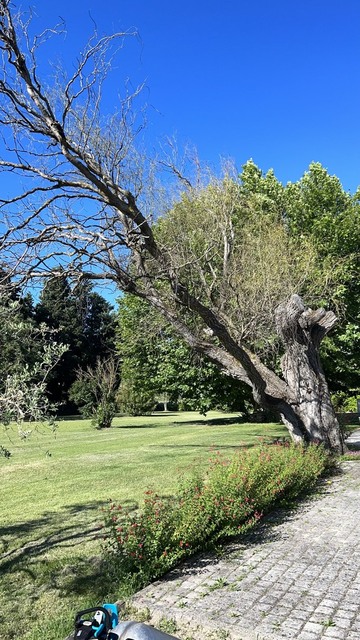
[129,458,360,640]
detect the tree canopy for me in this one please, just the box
[35,272,117,411]
[117,294,253,415]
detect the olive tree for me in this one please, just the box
[0,2,347,451]
[0,291,66,456]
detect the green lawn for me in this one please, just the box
[0,412,286,640]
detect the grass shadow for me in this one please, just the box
[114,423,168,429]
[173,416,243,427]
[0,499,138,573]
[148,443,255,450]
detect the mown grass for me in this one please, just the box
[0,412,287,640]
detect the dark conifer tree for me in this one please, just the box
[35,272,116,413]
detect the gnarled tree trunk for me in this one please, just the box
[275,295,344,453]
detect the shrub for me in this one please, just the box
[342,450,360,461]
[69,358,119,428]
[331,390,359,413]
[117,380,156,416]
[103,443,329,588]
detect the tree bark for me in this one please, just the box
[275,295,345,453]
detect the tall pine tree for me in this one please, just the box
[36,272,116,413]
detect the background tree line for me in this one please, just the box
[1,161,359,431]
[0,271,117,418]
[117,160,359,418]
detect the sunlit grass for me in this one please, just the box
[1,411,286,640]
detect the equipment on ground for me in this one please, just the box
[66,604,118,640]
[66,604,180,640]
[107,621,179,640]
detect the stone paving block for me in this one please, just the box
[331,616,352,629]
[336,607,356,620]
[351,619,360,631]
[283,608,310,622]
[321,627,348,639]
[313,607,335,619]
[280,619,304,633]
[302,621,324,634]
[320,598,339,609]
[291,631,318,640]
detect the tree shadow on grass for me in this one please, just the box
[148,443,255,450]
[0,496,148,612]
[115,416,247,429]
[114,423,168,429]
[173,416,243,427]
[0,498,138,573]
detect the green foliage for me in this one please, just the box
[0,294,67,455]
[94,399,117,430]
[117,295,253,415]
[156,171,319,351]
[119,162,359,406]
[103,443,329,588]
[239,159,286,217]
[331,391,358,413]
[233,161,360,392]
[36,272,116,412]
[0,283,42,387]
[321,321,360,396]
[284,163,357,257]
[341,450,360,461]
[283,162,360,396]
[69,378,95,418]
[117,379,156,416]
[69,358,119,428]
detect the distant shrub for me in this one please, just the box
[103,443,329,588]
[69,358,119,429]
[117,380,156,416]
[331,391,359,413]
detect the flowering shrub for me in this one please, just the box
[342,449,360,461]
[103,443,329,588]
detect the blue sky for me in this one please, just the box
[25,0,360,193]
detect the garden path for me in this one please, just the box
[129,438,360,640]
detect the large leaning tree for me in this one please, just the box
[0,1,351,452]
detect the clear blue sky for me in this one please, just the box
[25,0,360,193]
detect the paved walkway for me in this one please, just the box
[130,456,360,640]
